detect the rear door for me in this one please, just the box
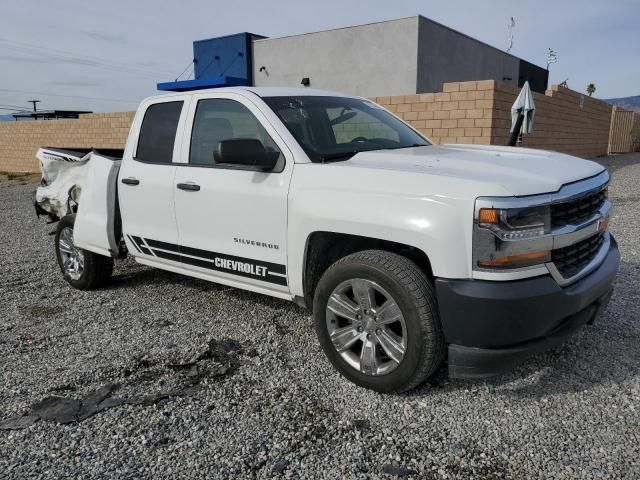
[119,96,189,257]
[172,92,293,294]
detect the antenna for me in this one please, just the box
[546,48,558,70]
[28,99,41,112]
[507,17,516,53]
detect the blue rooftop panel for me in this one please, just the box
[158,32,265,92]
[157,76,249,92]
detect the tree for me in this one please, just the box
[587,83,596,97]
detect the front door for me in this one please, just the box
[119,97,187,257]
[173,94,293,293]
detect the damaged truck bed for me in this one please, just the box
[35,147,123,219]
[35,147,124,257]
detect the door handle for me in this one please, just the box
[177,182,200,192]
[121,177,140,186]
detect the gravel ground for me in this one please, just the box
[0,156,639,480]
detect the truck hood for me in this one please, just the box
[338,144,605,196]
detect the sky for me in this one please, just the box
[0,0,638,113]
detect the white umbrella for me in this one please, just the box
[510,81,536,135]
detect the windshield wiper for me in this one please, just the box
[320,151,361,162]
[388,143,430,150]
[319,144,428,162]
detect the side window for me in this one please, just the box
[328,107,400,145]
[189,99,281,167]
[136,101,183,163]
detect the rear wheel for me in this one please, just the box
[313,250,445,393]
[55,214,113,290]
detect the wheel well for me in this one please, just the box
[67,185,81,215]
[302,231,433,309]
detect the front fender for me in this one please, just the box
[287,187,475,297]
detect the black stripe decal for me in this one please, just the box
[143,238,287,286]
[144,238,180,253]
[131,235,145,250]
[153,249,181,263]
[127,235,142,253]
[131,235,153,256]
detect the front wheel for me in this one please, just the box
[55,214,113,290]
[313,250,445,393]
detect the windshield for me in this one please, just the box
[262,96,431,162]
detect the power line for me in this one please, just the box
[0,38,175,79]
[2,44,165,79]
[0,88,138,105]
[0,37,175,76]
[1,48,159,80]
[0,102,32,110]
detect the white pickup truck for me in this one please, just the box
[34,87,619,392]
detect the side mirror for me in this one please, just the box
[214,139,280,171]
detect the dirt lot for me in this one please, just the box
[0,155,638,479]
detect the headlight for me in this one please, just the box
[473,204,552,270]
[478,205,550,239]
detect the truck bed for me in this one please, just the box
[35,146,123,258]
[39,147,124,163]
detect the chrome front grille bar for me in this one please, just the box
[472,170,611,285]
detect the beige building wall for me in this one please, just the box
[489,83,613,159]
[372,80,496,145]
[0,81,617,173]
[0,112,134,173]
[378,80,614,159]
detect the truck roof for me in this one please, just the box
[144,86,355,102]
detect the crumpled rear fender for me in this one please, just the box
[34,148,90,219]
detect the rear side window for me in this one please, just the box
[136,101,183,163]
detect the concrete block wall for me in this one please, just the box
[0,112,134,173]
[372,80,497,145]
[0,81,616,173]
[374,80,614,158]
[489,82,613,158]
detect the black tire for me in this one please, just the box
[313,250,445,393]
[55,214,113,290]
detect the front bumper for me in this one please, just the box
[435,236,620,379]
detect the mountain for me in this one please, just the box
[0,114,16,122]
[605,95,640,113]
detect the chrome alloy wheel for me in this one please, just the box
[326,278,407,376]
[58,226,85,280]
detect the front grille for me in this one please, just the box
[552,232,605,278]
[550,188,607,228]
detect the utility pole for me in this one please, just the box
[28,99,40,112]
[546,48,558,71]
